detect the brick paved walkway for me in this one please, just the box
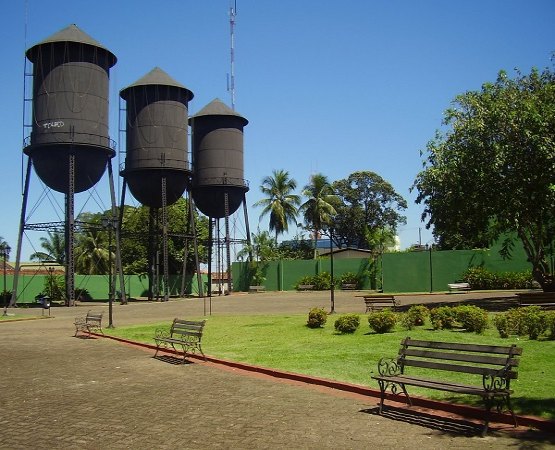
[1,291,554,449]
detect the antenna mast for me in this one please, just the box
[228,0,237,110]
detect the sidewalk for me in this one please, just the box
[1,291,554,449]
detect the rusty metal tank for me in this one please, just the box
[189,98,248,218]
[24,24,117,193]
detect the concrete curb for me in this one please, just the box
[99,333,554,433]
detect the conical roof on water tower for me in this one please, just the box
[120,67,194,208]
[23,24,117,194]
[189,98,249,218]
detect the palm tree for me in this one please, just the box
[299,173,338,258]
[30,232,65,264]
[253,169,300,241]
[75,229,111,275]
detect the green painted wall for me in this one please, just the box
[4,273,207,304]
[232,243,531,293]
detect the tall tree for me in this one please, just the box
[413,65,555,290]
[299,173,337,257]
[30,232,65,264]
[254,169,300,241]
[332,171,407,250]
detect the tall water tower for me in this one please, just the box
[190,98,251,294]
[120,68,201,300]
[10,24,125,308]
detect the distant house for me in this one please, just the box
[318,247,372,259]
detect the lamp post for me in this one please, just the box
[102,216,115,328]
[321,226,335,314]
[1,244,11,316]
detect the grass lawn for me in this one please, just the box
[105,313,555,420]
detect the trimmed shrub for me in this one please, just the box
[307,307,327,328]
[400,305,429,330]
[313,272,331,290]
[493,314,510,338]
[461,267,533,290]
[334,314,360,334]
[493,307,548,340]
[546,312,555,340]
[453,305,489,334]
[522,306,547,340]
[367,309,397,334]
[429,306,456,330]
[339,272,360,288]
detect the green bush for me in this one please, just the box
[546,312,555,340]
[493,314,510,338]
[400,305,429,330]
[307,307,327,328]
[429,306,456,330]
[522,306,548,340]
[295,276,315,290]
[493,307,548,340]
[461,267,533,290]
[339,272,360,288]
[313,272,331,290]
[334,314,360,334]
[367,309,397,334]
[453,305,489,334]
[295,272,332,290]
[0,290,12,305]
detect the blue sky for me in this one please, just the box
[1,0,554,260]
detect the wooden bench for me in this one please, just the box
[517,292,555,309]
[448,282,471,292]
[154,318,206,363]
[74,311,103,337]
[372,337,522,436]
[359,295,399,312]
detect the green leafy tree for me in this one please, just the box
[413,65,555,290]
[254,169,301,241]
[30,232,65,264]
[119,199,208,275]
[299,173,338,258]
[332,171,407,250]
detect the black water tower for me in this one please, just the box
[120,67,194,207]
[190,98,249,218]
[24,24,117,193]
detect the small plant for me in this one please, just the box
[339,272,360,288]
[453,305,489,334]
[313,272,331,290]
[493,307,549,340]
[429,306,456,330]
[0,290,12,305]
[367,309,397,334]
[461,267,534,290]
[307,307,327,328]
[493,314,510,338]
[521,306,547,340]
[400,305,429,330]
[334,314,360,334]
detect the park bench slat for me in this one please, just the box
[372,337,522,436]
[153,318,206,364]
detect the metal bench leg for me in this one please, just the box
[377,380,386,414]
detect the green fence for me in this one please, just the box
[232,244,531,293]
[4,273,207,304]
